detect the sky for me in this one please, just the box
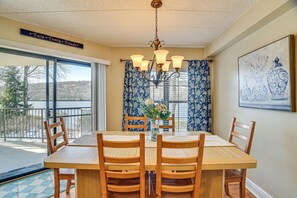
[60,65,91,82]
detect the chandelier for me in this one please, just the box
[129,0,184,88]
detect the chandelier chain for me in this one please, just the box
[155,8,158,40]
[129,0,183,88]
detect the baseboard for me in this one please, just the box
[246,178,273,198]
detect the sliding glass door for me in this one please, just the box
[0,48,92,182]
[0,51,49,181]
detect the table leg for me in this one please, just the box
[76,169,102,198]
[200,170,224,198]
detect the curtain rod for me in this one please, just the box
[120,58,213,63]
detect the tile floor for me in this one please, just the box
[0,170,67,198]
[0,170,256,198]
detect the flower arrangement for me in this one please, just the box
[140,98,171,141]
[140,98,171,121]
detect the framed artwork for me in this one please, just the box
[238,35,295,111]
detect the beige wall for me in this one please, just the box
[205,0,294,57]
[106,47,205,131]
[0,16,205,132]
[0,16,111,61]
[213,7,297,197]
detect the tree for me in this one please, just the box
[22,64,69,103]
[0,64,69,108]
[0,67,24,109]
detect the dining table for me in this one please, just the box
[44,131,257,198]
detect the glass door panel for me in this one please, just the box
[0,49,92,182]
[56,61,92,142]
[0,52,49,181]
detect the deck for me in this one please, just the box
[0,138,47,180]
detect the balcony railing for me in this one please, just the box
[0,107,91,141]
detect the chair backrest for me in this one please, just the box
[228,117,256,154]
[97,133,145,198]
[44,117,68,154]
[156,114,175,132]
[156,133,205,198]
[125,113,147,131]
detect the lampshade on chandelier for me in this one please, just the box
[129,0,184,88]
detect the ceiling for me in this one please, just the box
[0,0,258,48]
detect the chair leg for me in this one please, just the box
[150,182,154,198]
[54,169,60,198]
[66,179,71,194]
[225,183,230,196]
[149,172,155,198]
[240,180,246,198]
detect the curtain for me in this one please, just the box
[187,60,212,132]
[122,61,150,131]
[91,63,106,131]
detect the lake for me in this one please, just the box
[29,100,91,108]
[29,100,188,117]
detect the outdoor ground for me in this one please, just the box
[0,139,47,178]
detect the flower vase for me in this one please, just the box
[150,119,159,142]
[267,57,289,100]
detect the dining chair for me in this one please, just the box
[125,113,147,131]
[44,117,75,198]
[152,133,205,198]
[156,114,175,132]
[97,132,146,198]
[225,117,256,198]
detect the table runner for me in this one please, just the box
[71,134,234,147]
[145,135,234,147]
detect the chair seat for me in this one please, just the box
[225,169,243,183]
[107,176,149,197]
[110,191,141,198]
[150,172,193,186]
[150,173,194,197]
[59,168,75,175]
[115,178,140,185]
[158,180,194,198]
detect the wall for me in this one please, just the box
[0,16,205,132]
[106,47,205,131]
[213,7,297,197]
[205,0,293,57]
[0,16,111,61]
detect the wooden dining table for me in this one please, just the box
[44,131,257,198]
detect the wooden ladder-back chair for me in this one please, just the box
[155,133,205,198]
[225,117,256,198]
[125,113,147,131]
[97,132,146,198]
[156,114,175,132]
[44,117,75,198]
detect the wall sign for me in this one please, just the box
[20,28,84,49]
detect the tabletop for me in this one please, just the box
[44,131,257,171]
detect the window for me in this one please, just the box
[150,71,188,131]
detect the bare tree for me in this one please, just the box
[0,64,69,108]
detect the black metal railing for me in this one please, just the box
[0,107,91,141]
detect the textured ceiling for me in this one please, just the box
[0,0,258,47]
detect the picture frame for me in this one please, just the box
[238,35,295,111]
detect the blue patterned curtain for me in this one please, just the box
[122,61,150,131]
[187,60,212,132]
